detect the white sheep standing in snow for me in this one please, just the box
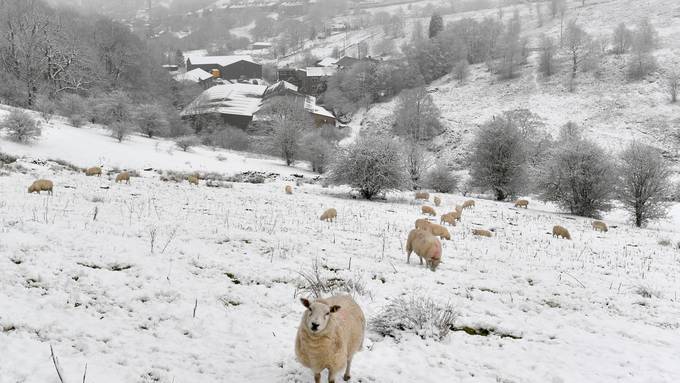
[295,295,366,383]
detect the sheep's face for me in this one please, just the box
[427,258,441,271]
[300,298,340,334]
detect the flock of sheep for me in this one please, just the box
[24,170,612,383]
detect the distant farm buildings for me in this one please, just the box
[180,83,267,129]
[186,55,262,80]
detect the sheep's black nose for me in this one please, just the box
[311,322,319,331]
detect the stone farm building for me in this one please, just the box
[180,83,267,129]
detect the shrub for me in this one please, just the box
[370,294,458,341]
[136,104,170,138]
[109,121,134,143]
[328,135,408,199]
[393,87,442,141]
[1,110,40,143]
[296,260,370,299]
[425,165,458,193]
[35,96,57,123]
[91,91,133,125]
[70,114,86,128]
[208,126,250,151]
[58,93,86,119]
[175,135,201,152]
[617,142,671,227]
[468,116,526,200]
[452,59,469,82]
[303,133,334,174]
[535,124,615,218]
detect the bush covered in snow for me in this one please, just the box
[109,121,135,143]
[136,104,170,138]
[424,165,458,193]
[370,295,457,341]
[175,135,201,152]
[207,126,250,152]
[303,133,334,174]
[1,109,40,143]
[328,135,408,199]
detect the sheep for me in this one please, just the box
[472,228,493,237]
[27,179,53,195]
[414,218,432,231]
[433,196,441,207]
[421,206,436,216]
[514,199,529,209]
[406,229,442,271]
[440,213,457,226]
[455,205,463,214]
[85,166,102,177]
[462,199,475,209]
[414,191,430,201]
[592,220,608,232]
[295,295,365,383]
[285,185,293,194]
[188,175,199,186]
[320,208,337,222]
[427,223,451,240]
[552,225,571,240]
[115,171,130,184]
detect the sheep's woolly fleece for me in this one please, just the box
[1,162,680,382]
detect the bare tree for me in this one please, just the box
[262,97,312,166]
[425,165,458,193]
[136,104,169,138]
[618,142,671,227]
[469,116,527,201]
[404,140,430,189]
[612,23,632,55]
[452,59,469,82]
[393,87,442,141]
[627,18,658,80]
[667,70,679,103]
[328,135,407,199]
[564,21,592,90]
[535,123,615,218]
[538,35,557,77]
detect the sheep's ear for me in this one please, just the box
[330,305,341,313]
[300,298,311,308]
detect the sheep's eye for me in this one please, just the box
[325,312,330,316]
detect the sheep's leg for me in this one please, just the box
[314,372,321,383]
[328,367,338,383]
[419,255,423,265]
[343,356,353,381]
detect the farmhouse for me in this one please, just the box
[180,83,267,129]
[186,55,262,80]
[261,81,336,127]
[174,68,215,88]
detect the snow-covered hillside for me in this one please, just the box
[0,106,312,177]
[1,156,679,382]
[361,0,680,166]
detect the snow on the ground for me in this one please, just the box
[0,107,312,177]
[1,160,679,383]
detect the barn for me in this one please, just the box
[180,83,267,129]
[261,81,336,127]
[186,55,262,80]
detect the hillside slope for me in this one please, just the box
[362,0,680,167]
[0,159,679,382]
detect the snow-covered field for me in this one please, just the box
[1,157,680,382]
[0,106,312,178]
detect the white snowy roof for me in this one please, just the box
[174,68,213,83]
[316,57,339,67]
[180,83,267,117]
[304,66,337,77]
[304,96,335,119]
[187,55,257,67]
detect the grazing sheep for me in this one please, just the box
[85,166,102,177]
[427,223,451,240]
[415,191,430,201]
[285,185,293,194]
[440,213,457,226]
[421,206,436,216]
[406,229,442,271]
[188,175,199,186]
[320,208,337,222]
[115,171,130,184]
[462,199,475,209]
[592,220,608,232]
[514,199,529,208]
[415,218,432,231]
[296,295,365,383]
[27,179,53,195]
[552,225,571,240]
[433,196,441,207]
[472,229,493,237]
